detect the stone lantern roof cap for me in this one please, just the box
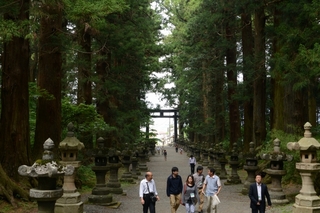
[297,122,320,150]
[58,122,84,151]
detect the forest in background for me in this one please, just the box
[1,0,320,207]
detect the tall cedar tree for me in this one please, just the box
[252,2,267,147]
[96,0,161,147]
[0,0,31,205]
[225,0,241,149]
[241,5,254,151]
[33,0,63,158]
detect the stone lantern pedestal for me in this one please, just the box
[138,147,148,172]
[55,123,85,213]
[287,122,320,213]
[106,148,123,194]
[18,138,74,213]
[217,143,228,179]
[88,137,119,206]
[261,138,292,204]
[242,142,259,195]
[208,148,214,168]
[131,156,139,179]
[202,150,209,166]
[226,143,241,185]
[120,148,135,184]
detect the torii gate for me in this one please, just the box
[148,109,179,143]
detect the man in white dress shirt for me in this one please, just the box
[139,172,160,213]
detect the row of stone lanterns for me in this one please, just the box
[19,123,150,213]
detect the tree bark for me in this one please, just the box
[33,1,63,159]
[253,4,267,147]
[241,10,254,152]
[0,0,32,180]
[77,22,93,148]
[226,4,241,151]
[0,0,32,205]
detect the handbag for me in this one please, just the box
[211,194,220,206]
[146,182,157,202]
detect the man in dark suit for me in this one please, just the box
[249,173,272,213]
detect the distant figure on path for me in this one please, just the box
[193,166,205,213]
[249,173,272,213]
[139,172,160,213]
[202,168,221,213]
[189,155,196,174]
[175,145,178,153]
[164,150,167,161]
[166,167,183,213]
[179,147,183,154]
[181,175,199,213]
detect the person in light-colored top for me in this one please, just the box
[189,155,196,174]
[139,172,160,213]
[193,166,205,213]
[202,168,221,213]
[181,175,199,213]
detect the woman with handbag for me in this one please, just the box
[181,175,199,213]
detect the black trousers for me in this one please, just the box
[251,205,265,213]
[190,163,195,174]
[143,194,156,213]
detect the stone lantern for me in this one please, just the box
[217,142,228,179]
[106,148,123,194]
[18,138,74,213]
[55,123,85,213]
[287,122,320,213]
[261,138,292,204]
[120,143,135,183]
[89,137,117,206]
[225,142,241,185]
[242,142,259,195]
[202,142,209,166]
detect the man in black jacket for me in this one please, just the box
[166,167,183,213]
[249,173,272,213]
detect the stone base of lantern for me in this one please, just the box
[88,194,115,206]
[120,173,135,183]
[139,163,148,172]
[106,182,123,194]
[270,190,289,204]
[55,192,83,213]
[293,194,320,213]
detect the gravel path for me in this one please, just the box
[83,146,295,213]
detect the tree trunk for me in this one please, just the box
[226,6,241,151]
[0,0,32,180]
[253,4,266,147]
[77,22,93,148]
[202,61,212,143]
[0,0,32,205]
[241,10,254,152]
[96,49,117,147]
[270,5,285,132]
[33,1,63,159]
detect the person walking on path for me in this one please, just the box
[189,155,196,174]
[249,173,272,213]
[202,168,221,213]
[193,166,205,213]
[166,166,183,213]
[164,150,167,161]
[139,171,160,213]
[181,175,199,213]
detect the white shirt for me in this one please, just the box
[257,183,262,201]
[189,157,196,164]
[139,178,158,198]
